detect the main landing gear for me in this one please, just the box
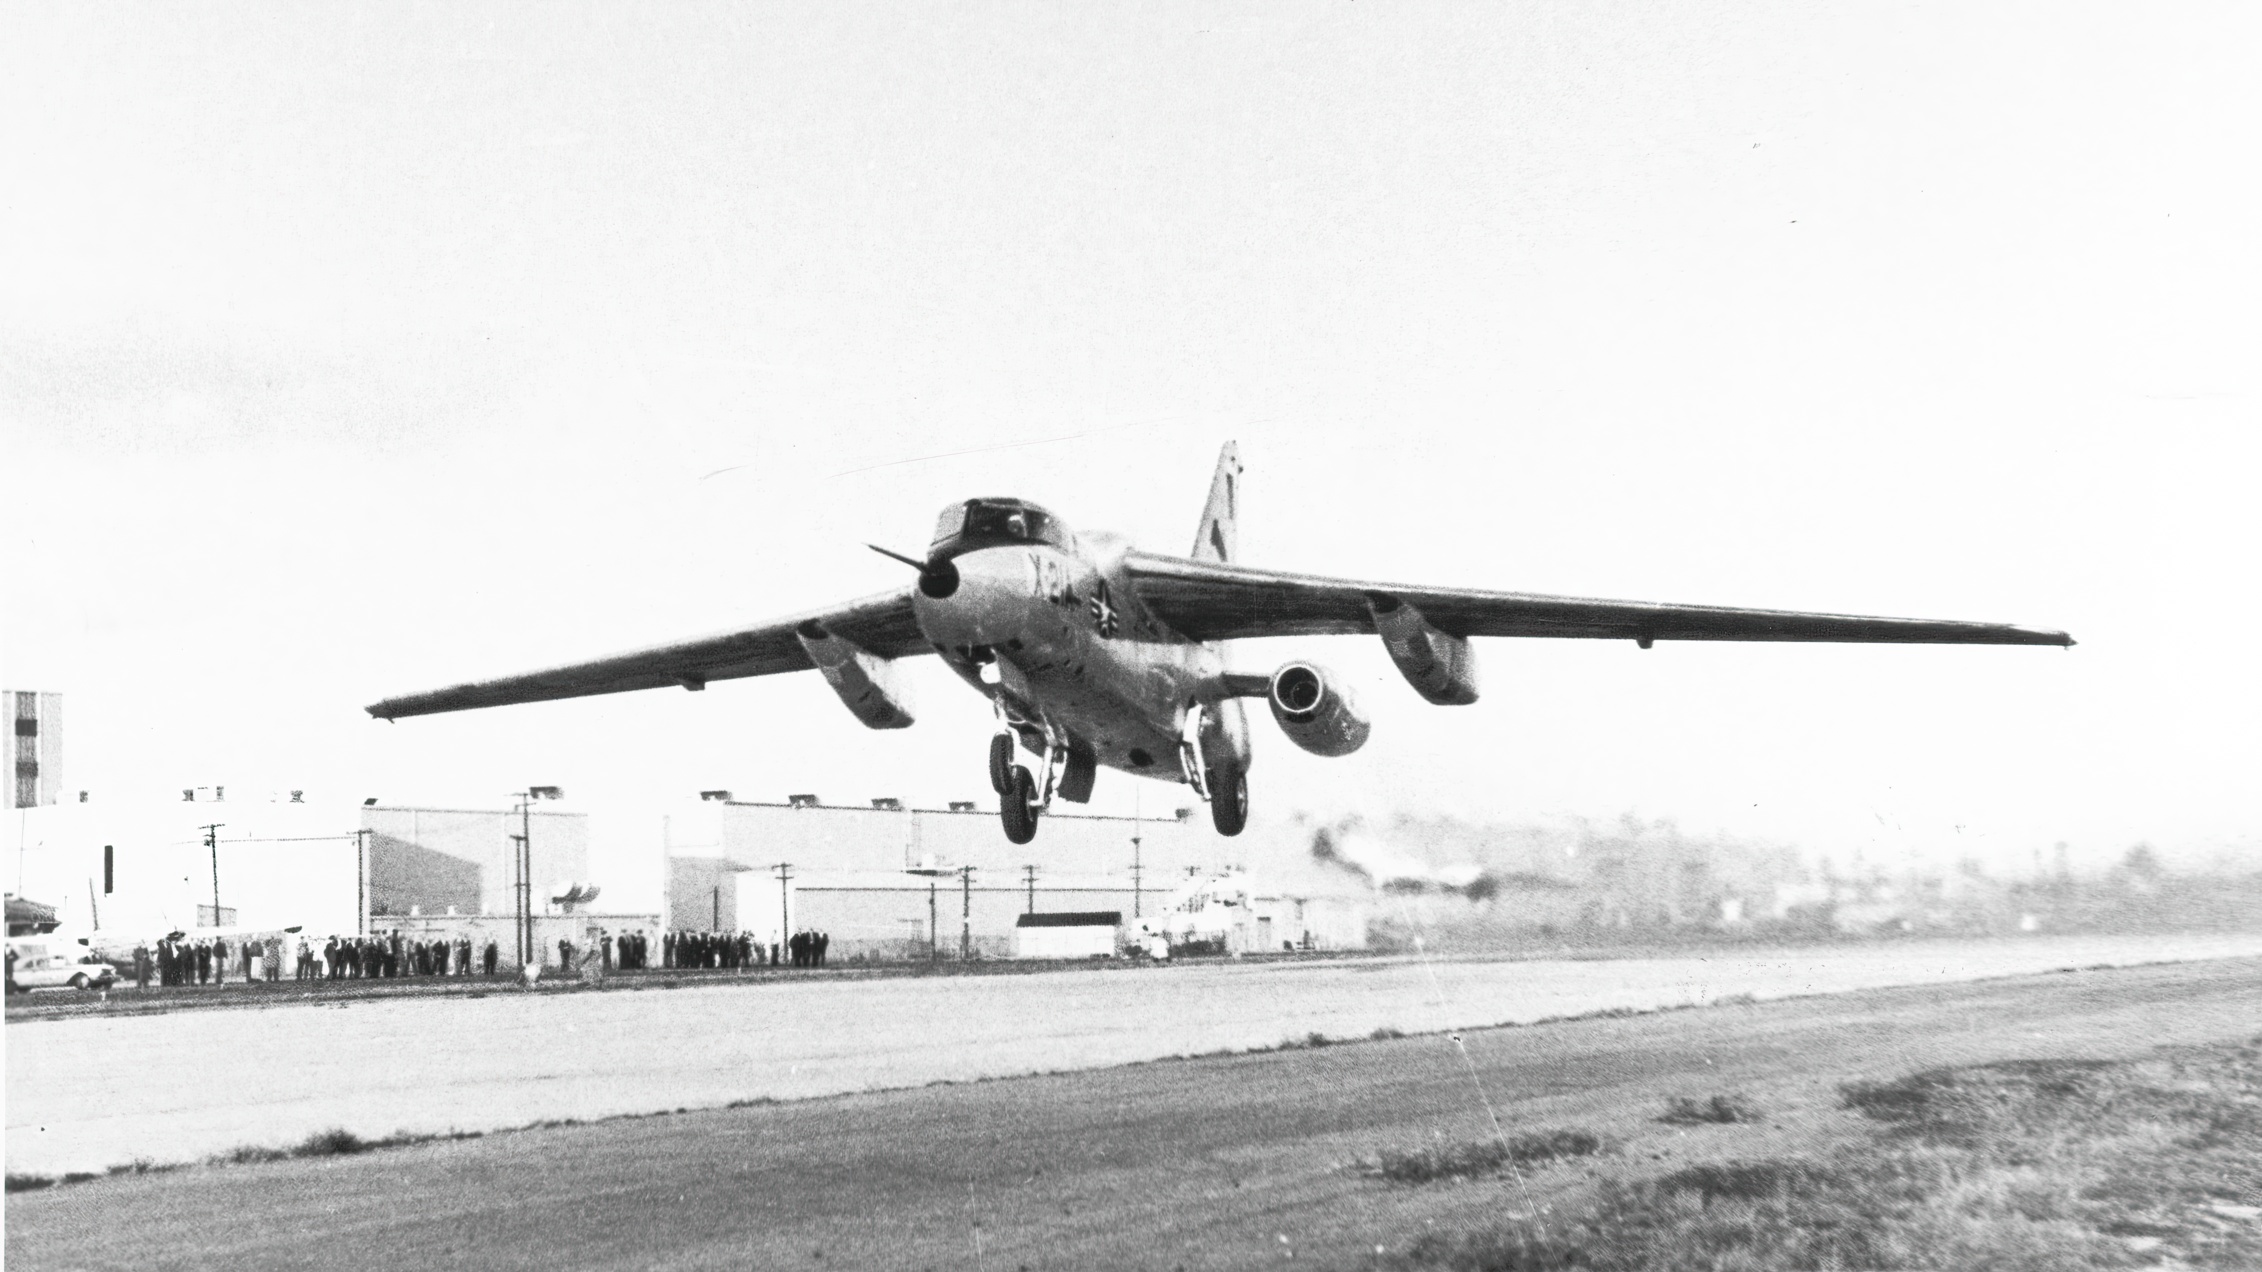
[1180,701,1249,838]
[1207,763,1247,836]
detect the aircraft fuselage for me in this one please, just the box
[911,533,1250,795]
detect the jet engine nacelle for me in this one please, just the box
[796,622,915,729]
[1267,661,1370,757]
[1367,593,1479,706]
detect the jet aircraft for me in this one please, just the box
[367,444,2072,843]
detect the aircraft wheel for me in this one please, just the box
[1209,766,1248,837]
[1000,766,1040,844]
[988,732,1015,796]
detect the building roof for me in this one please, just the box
[1014,911,1123,928]
[7,894,60,933]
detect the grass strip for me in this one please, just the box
[1398,1035,2262,1270]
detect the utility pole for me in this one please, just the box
[1023,864,1037,915]
[354,828,370,936]
[511,787,563,968]
[1130,788,1143,919]
[928,875,938,963]
[959,865,975,961]
[773,863,793,954]
[509,823,528,964]
[510,817,530,966]
[202,823,224,926]
[522,796,536,966]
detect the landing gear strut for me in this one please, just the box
[988,732,1015,796]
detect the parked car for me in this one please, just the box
[5,937,117,991]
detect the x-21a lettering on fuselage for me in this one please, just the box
[365,442,2072,845]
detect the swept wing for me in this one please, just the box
[1123,553,2073,647]
[365,588,926,719]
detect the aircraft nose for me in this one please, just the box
[913,547,1028,646]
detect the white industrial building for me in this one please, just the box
[660,794,1369,959]
[5,788,654,968]
[7,783,1368,968]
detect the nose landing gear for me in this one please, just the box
[1000,765,1039,844]
[991,704,1064,844]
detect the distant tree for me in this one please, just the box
[2120,843,2164,879]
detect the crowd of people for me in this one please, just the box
[118,925,840,989]
[301,933,499,980]
[659,929,831,968]
[147,933,292,986]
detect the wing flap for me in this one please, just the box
[366,588,928,719]
[1123,552,2073,647]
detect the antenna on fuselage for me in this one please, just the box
[867,544,926,571]
[867,544,961,600]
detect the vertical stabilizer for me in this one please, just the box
[1190,442,1242,563]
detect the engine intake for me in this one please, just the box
[1268,662,1370,757]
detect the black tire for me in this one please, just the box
[68,972,89,990]
[1000,766,1039,844]
[988,733,1015,796]
[1209,766,1248,836]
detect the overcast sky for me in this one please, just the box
[6,3,2257,876]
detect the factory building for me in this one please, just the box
[358,802,658,965]
[662,794,1368,959]
[664,795,1212,959]
[4,790,656,967]
[8,780,1368,970]
[6,791,364,937]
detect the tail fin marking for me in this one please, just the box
[1191,441,1242,563]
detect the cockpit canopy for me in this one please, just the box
[931,499,1073,557]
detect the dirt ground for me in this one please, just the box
[10,955,2258,1272]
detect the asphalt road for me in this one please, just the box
[11,932,2259,1177]
[10,955,2259,1272]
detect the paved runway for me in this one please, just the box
[8,931,2260,1176]
[12,954,2259,1272]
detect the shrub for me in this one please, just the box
[294,1127,371,1157]
[1376,1128,1607,1182]
[1659,1093,1766,1124]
